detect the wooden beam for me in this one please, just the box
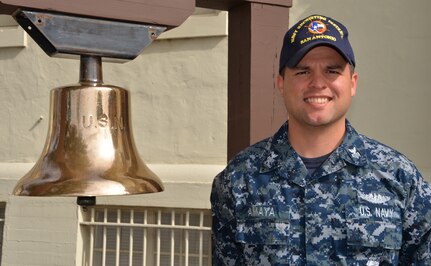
[227,2,290,160]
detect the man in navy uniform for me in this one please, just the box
[211,14,431,265]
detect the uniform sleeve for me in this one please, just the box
[210,169,243,266]
[400,169,431,265]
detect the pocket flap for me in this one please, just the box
[235,220,289,245]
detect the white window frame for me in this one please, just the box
[80,206,212,266]
[0,15,26,48]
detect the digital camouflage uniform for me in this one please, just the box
[211,121,431,265]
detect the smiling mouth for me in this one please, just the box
[304,97,331,104]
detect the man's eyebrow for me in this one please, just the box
[292,65,310,70]
[327,64,344,70]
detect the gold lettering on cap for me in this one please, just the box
[300,34,336,45]
[328,19,344,38]
[290,30,298,43]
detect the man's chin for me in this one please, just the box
[304,117,345,128]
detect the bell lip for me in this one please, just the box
[12,182,165,197]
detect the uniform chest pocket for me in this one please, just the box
[346,203,402,250]
[235,219,290,245]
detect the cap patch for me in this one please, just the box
[308,20,327,34]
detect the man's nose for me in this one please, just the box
[309,71,327,89]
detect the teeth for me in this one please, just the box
[305,97,329,104]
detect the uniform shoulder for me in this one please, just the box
[212,137,271,192]
[228,122,288,167]
[226,137,272,170]
[360,133,402,155]
[359,133,419,176]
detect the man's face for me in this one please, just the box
[277,46,358,129]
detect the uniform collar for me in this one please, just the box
[337,120,368,167]
[259,120,367,186]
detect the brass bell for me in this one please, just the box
[13,55,164,196]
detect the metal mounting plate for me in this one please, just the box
[16,10,166,60]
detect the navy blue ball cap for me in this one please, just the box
[279,14,355,74]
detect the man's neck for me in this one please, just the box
[288,119,346,158]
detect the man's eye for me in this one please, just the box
[327,70,340,74]
[295,71,308,75]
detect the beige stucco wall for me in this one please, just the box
[1,1,431,265]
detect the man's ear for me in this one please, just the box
[351,72,358,96]
[276,74,285,95]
